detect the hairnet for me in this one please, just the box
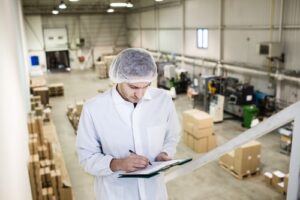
[109,48,157,83]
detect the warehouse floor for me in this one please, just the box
[45,69,288,200]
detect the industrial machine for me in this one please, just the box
[254,91,276,117]
[209,94,225,122]
[157,61,174,88]
[223,77,255,117]
[156,62,191,94]
[197,75,219,111]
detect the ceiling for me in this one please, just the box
[22,0,180,15]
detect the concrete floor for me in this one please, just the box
[45,69,288,200]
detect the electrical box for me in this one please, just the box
[257,42,282,58]
[164,64,176,79]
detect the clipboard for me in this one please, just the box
[119,158,192,178]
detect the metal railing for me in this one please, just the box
[165,101,300,200]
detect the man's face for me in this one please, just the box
[117,82,151,103]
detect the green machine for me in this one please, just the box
[242,105,259,128]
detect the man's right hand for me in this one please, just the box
[110,154,149,172]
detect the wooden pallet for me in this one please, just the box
[219,161,260,180]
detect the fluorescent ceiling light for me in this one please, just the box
[127,2,133,7]
[69,0,79,1]
[52,9,59,15]
[155,0,164,2]
[59,1,67,9]
[107,8,114,13]
[110,2,128,7]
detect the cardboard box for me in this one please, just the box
[281,135,292,144]
[187,133,194,148]
[33,87,49,106]
[183,120,194,134]
[182,109,213,131]
[248,153,261,173]
[194,137,208,153]
[277,182,285,194]
[264,172,273,185]
[234,141,261,175]
[182,131,188,144]
[284,174,289,193]
[182,110,217,153]
[192,113,213,129]
[219,141,261,177]
[185,132,217,153]
[192,126,213,138]
[60,182,73,200]
[272,170,285,188]
[219,151,235,170]
[208,134,217,150]
[75,102,84,116]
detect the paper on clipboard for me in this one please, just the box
[119,158,192,178]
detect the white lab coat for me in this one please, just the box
[76,86,181,200]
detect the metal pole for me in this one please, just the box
[287,114,300,200]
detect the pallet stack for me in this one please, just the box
[33,87,50,106]
[182,109,217,153]
[30,96,51,122]
[30,77,47,94]
[95,61,108,79]
[27,114,73,200]
[219,140,261,179]
[31,95,42,110]
[264,171,289,195]
[102,55,116,72]
[48,83,64,97]
[67,101,84,131]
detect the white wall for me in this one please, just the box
[127,0,300,103]
[0,0,32,199]
[44,28,68,51]
[24,15,47,71]
[24,14,128,70]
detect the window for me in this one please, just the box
[197,28,208,49]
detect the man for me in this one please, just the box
[76,48,181,200]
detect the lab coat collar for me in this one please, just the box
[112,85,152,105]
[143,88,152,100]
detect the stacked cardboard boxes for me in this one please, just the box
[103,55,116,71]
[48,83,64,97]
[30,96,51,122]
[219,140,261,179]
[67,101,84,131]
[30,77,47,93]
[264,170,289,194]
[182,109,217,153]
[28,114,73,200]
[95,61,108,79]
[33,87,50,106]
[31,95,42,110]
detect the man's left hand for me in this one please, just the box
[155,152,171,161]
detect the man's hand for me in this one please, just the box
[155,152,171,161]
[110,154,149,172]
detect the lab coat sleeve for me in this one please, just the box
[161,99,181,158]
[76,105,114,176]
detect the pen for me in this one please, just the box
[129,150,152,165]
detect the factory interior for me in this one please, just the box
[1,0,300,199]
